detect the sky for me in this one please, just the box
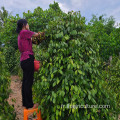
[0,0,120,26]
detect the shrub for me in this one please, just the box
[0,51,16,119]
[102,56,120,110]
[1,15,21,74]
[32,10,117,120]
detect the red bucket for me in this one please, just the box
[34,60,40,72]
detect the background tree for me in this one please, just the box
[87,15,117,62]
[0,6,8,29]
[0,6,9,49]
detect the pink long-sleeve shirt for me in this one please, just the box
[18,30,34,61]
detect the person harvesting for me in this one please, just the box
[16,19,44,109]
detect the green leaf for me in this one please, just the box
[88,114,90,119]
[88,94,91,100]
[75,70,78,75]
[56,110,59,116]
[57,78,60,84]
[64,35,70,40]
[59,70,63,75]
[89,50,92,54]
[74,86,78,92]
[64,97,68,102]
[70,30,77,35]
[55,32,63,38]
[68,64,71,69]
[90,83,93,88]
[51,73,54,78]
[78,70,82,74]
[53,82,56,87]
[60,91,65,96]
[59,110,62,116]
[65,86,69,91]
[53,98,56,103]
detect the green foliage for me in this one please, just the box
[4,46,16,72]
[31,7,117,119]
[0,8,16,119]
[102,56,120,109]
[0,51,16,119]
[88,15,118,62]
[49,1,62,12]
[0,6,8,29]
[0,14,21,74]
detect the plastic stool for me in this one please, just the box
[24,108,42,120]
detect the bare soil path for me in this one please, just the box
[7,76,23,120]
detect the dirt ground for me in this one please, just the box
[7,76,23,120]
[7,76,120,120]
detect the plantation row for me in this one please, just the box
[0,2,120,120]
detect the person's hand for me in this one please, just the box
[38,32,41,34]
[38,32,45,41]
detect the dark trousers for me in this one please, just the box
[20,55,34,109]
